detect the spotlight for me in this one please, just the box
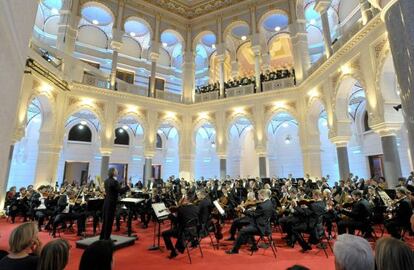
[80,120,87,125]
[275,26,281,32]
[282,122,289,128]
[92,19,99,25]
[212,44,216,49]
[130,32,136,37]
[284,135,291,144]
[78,125,84,130]
[162,42,168,47]
[393,104,402,112]
[119,128,124,133]
[241,36,247,41]
[122,125,129,130]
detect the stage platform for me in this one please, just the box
[76,235,137,250]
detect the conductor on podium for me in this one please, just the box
[100,168,130,240]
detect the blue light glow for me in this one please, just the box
[232,25,250,38]
[161,31,179,46]
[201,33,216,47]
[262,14,289,32]
[81,5,113,25]
[124,20,149,37]
[42,0,62,10]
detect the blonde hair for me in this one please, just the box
[375,237,414,270]
[38,239,70,270]
[9,222,38,253]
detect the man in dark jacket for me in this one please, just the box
[385,187,413,238]
[162,198,199,259]
[337,190,372,235]
[100,168,130,240]
[226,189,274,254]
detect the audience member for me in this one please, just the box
[79,240,114,270]
[0,222,41,270]
[375,237,414,270]
[333,234,374,270]
[38,239,70,270]
[286,265,310,270]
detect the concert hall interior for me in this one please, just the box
[1,0,414,270]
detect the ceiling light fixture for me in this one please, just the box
[212,44,216,49]
[92,19,99,25]
[122,125,129,130]
[78,125,84,130]
[130,32,136,37]
[310,19,316,25]
[275,26,281,32]
[80,120,87,125]
[241,35,247,41]
[162,42,168,47]
[51,8,59,15]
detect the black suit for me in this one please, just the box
[198,198,213,227]
[162,204,199,253]
[232,199,274,251]
[100,177,129,240]
[337,198,372,235]
[385,198,413,238]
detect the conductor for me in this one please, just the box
[100,168,130,240]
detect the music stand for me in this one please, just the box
[148,202,170,251]
[120,198,144,238]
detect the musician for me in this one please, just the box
[162,197,199,259]
[290,190,326,252]
[100,168,130,240]
[196,190,213,232]
[337,190,372,236]
[226,191,257,241]
[385,187,413,239]
[8,187,30,223]
[226,189,274,254]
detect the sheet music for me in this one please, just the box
[213,200,225,216]
[121,198,145,204]
[152,202,170,219]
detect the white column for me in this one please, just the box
[179,115,194,180]
[109,1,125,89]
[0,0,39,208]
[252,46,262,92]
[182,51,195,103]
[149,52,159,98]
[320,11,333,57]
[217,54,225,98]
[110,39,122,89]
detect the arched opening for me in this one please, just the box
[194,32,217,88]
[57,109,101,186]
[8,98,44,189]
[153,123,179,179]
[227,117,258,178]
[194,123,219,179]
[267,112,304,177]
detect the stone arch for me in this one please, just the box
[258,9,291,32]
[192,30,217,52]
[223,20,250,40]
[80,1,116,23]
[116,110,148,138]
[226,112,256,143]
[307,97,327,135]
[123,15,153,40]
[192,118,217,148]
[264,105,299,130]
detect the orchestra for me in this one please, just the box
[3,172,414,259]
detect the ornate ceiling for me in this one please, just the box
[139,0,247,19]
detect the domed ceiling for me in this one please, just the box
[135,0,247,18]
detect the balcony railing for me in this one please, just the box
[82,74,110,89]
[156,90,182,103]
[262,77,295,92]
[226,84,255,97]
[195,91,220,103]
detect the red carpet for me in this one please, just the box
[0,218,340,270]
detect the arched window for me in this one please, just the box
[363,111,371,132]
[68,124,92,142]
[114,128,129,145]
[156,133,163,149]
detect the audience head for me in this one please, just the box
[9,222,41,256]
[333,234,374,270]
[375,237,414,270]
[79,240,114,270]
[286,265,310,270]
[312,189,322,200]
[38,239,69,270]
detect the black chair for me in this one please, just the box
[182,217,204,264]
[250,218,277,259]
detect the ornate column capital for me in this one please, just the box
[100,147,113,156]
[370,122,402,137]
[330,136,351,147]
